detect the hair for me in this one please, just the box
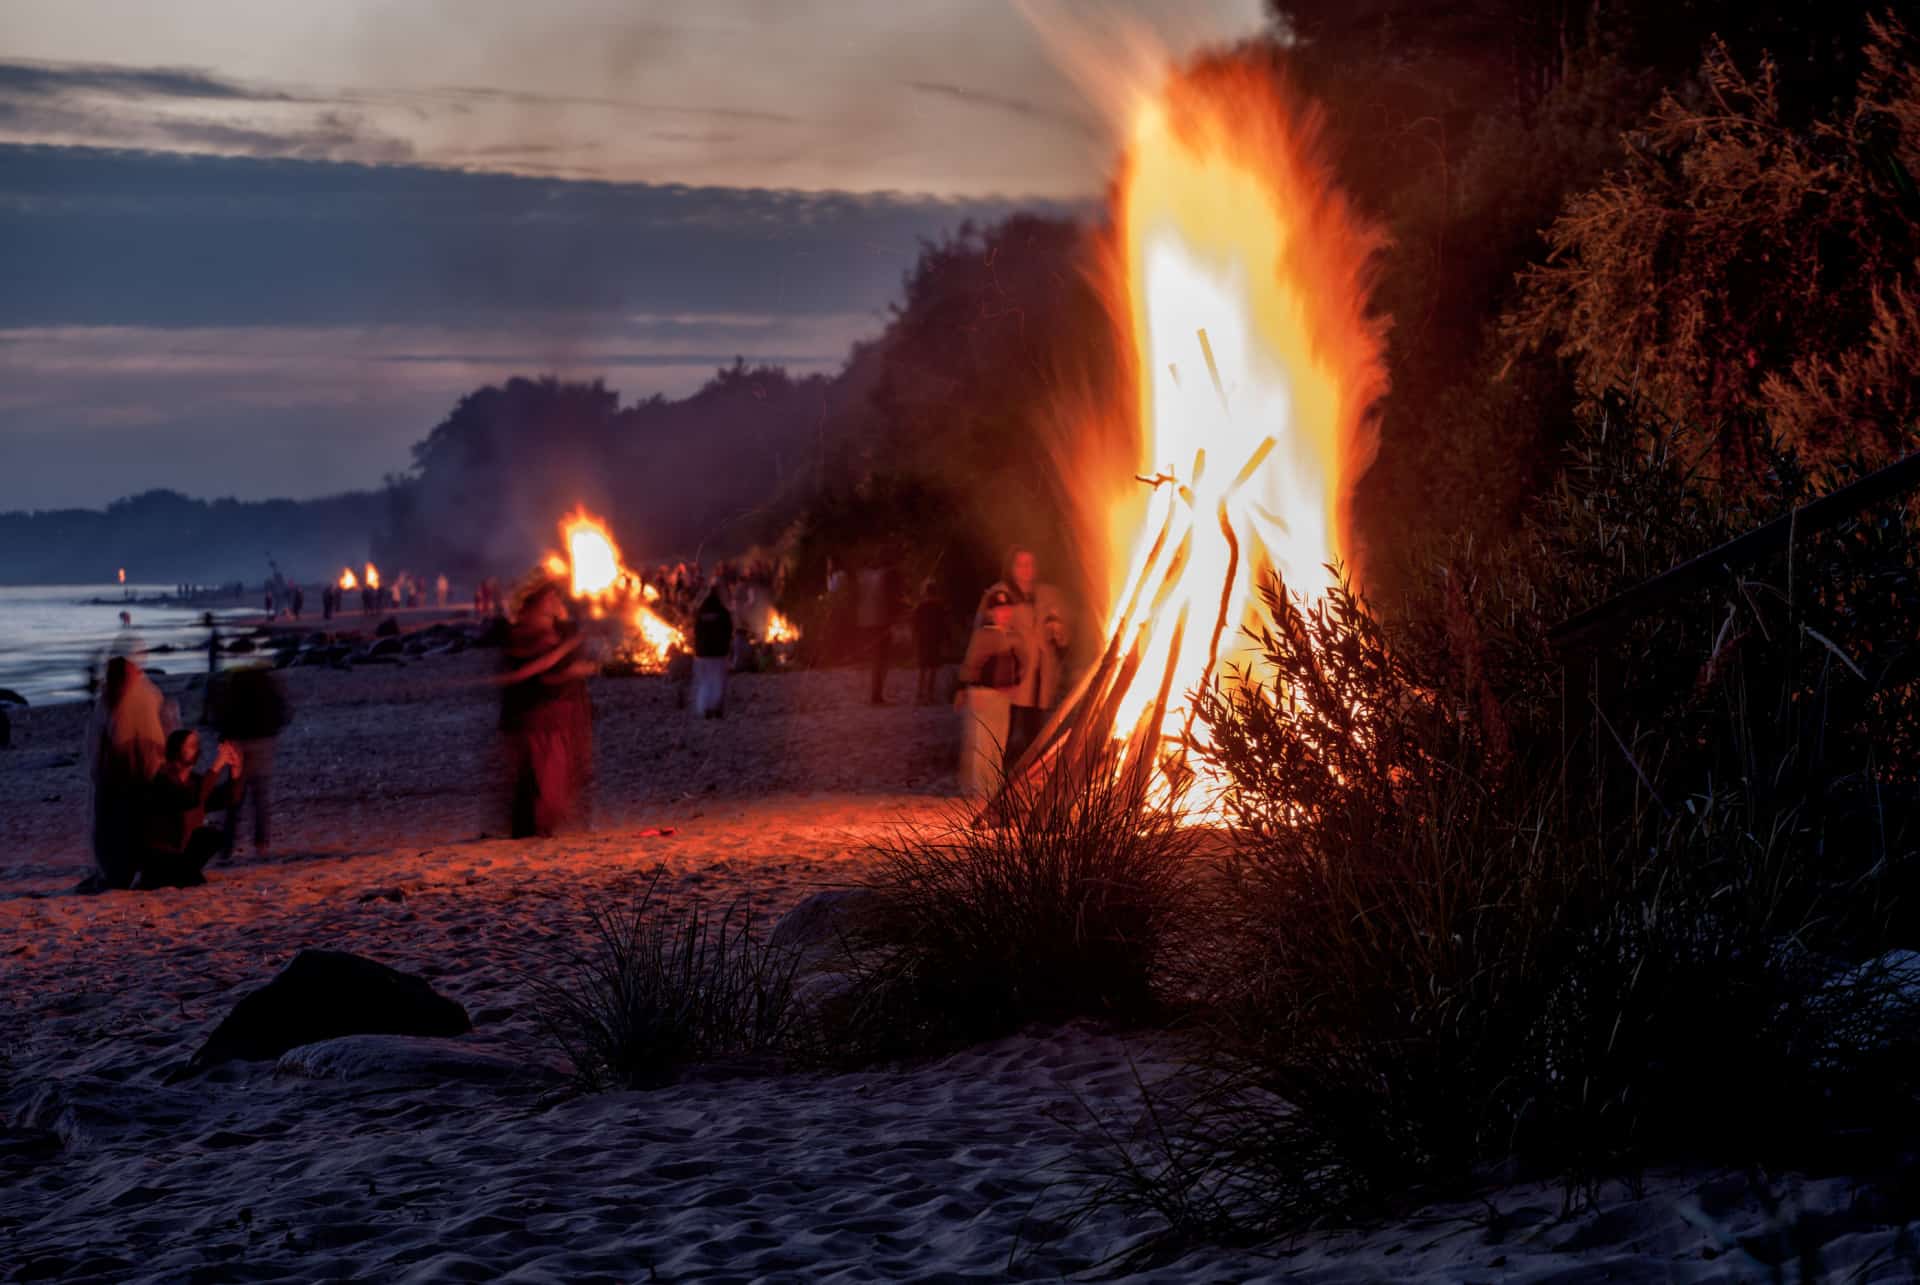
[1005,545,1036,579]
[103,656,131,710]
[165,728,197,763]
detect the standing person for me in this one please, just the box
[911,578,948,705]
[692,587,733,719]
[498,578,595,838]
[83,656,172,890]
[956,588,1024,796]
[140,729,243,888]
[975,546,1070,771]
[436,573,449,608]
[290,583,305,620]
[854,552,900,705]
[208,665,291,856]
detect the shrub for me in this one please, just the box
[532,871,809,1090]
[842,754,1202,1058]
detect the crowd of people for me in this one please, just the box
[72,541,1075,889]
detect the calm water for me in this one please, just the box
[0,585,256,706]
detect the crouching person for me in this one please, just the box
[141,729,242,888]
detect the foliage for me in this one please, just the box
[841,752,1201,1058]
[1508,19,1920,470]
[531,871,810,1090]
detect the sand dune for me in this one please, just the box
[3,665,1911,1280]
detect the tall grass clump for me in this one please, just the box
[1079,399,1920,1250]
[844,754,1202,1057]
[532,871,810,1090]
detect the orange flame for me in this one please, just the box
[364,563,380,591]
[339,567,357,591]
[764,609,800,645]
[548,507,687,669]
[117,568,126,584]
[560,513,621,599]
[1061,56,1389,807]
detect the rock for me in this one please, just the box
[374,617,401,638]
[185,949,471,1073]
[769,888,894,958]
[274,1035,546,1085]
[0,688,29,707]
[367,636,404,659]
[225,638,255,654]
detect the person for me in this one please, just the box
[498,577,595,838]
[290,583,305,620]
[730,624,755,674]
[911,578,948,705]
[436,573,450,608]
[854,553,901,705]
[975,547,1070,771]
[83,655,172,890]
[208,665,291,855]
[956,587,1025,796]
[140,728,243,888]
[692,587,733,719]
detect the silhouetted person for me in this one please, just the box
[911,578,948,705]
[209,666,291,854]
[499,578,595,838]
[290,584,305,620]
[83,656,171,891]
[855,553,901,704]
[141,728,242,888]
[692,587,733,719]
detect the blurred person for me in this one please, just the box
[956,587,1024,796]
[911,578,949,705]
[975,547,1070,771]
[82,655,173,890]
[498,577,595,838]
[140,729,243,888]
[207,666,291,855]
[436,573,450,608]
[855,552,901,705]
[692,587,733,719]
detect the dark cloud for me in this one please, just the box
[905,80,1099,137]
[0,58,302,104]
[0,144,1081,329]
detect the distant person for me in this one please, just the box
[855,554,901,705]
[290,584,305,620]
[208,666,291,855]
[975,546,1070,771]
[436,574,449,608]
[498,577,595,838]
[140,729,243,887]
[730,624,755,674]
[911,578,948,705]
[264,587,276,619]
[956,587,1024,796]
[82,656,172,891]
[692,587,733,719]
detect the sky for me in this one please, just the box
[0,0,1270,510]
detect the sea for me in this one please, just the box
[0,585,258,707]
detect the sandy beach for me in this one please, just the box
[3,652,1912,1281]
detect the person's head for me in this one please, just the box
[118,611,131,628]
[165,728,199,768]
[985,586,1015,630]
[1007,547,1037,594]
[518,581,567,634]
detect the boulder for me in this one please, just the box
[374,617,401,638]
[366,636,404,659]
[186,949,471,1073]
[275,1035,547,1085]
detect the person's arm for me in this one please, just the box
[490,633,585,686]
[957,629,990,687]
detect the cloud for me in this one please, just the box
[905,79,1099,137]
[0,58,302,104]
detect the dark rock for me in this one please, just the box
[225,638,255,654]
[185,949,471,1074]
[0,688,27,707]
[374,617,401,638]
[769,888,894,957]
[275,1035,550,1085]
[367,636,404,659]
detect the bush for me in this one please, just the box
[842,755,1202,1058]
[532,871,809,1090]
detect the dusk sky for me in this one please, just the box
[0,0,1269,510]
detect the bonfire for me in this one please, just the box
[548,510,686,672]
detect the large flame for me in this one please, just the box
[764,609,800,645]
[364,563,381,592]
[339,567,358,591]
[562,513,621,599]
[1054,59,1388,807]
[548,508,687,670]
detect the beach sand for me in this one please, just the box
[2,657,1911,1280]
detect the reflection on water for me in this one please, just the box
[0,585,256,706]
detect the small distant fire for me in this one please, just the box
[365,563,381,592]
[117,568,125,585]
[765,609,800,644]
[547,508,686,671]
[339,567,358,591]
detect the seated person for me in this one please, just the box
[142,729,243,888]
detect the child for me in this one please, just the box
[956,587,1024,796]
